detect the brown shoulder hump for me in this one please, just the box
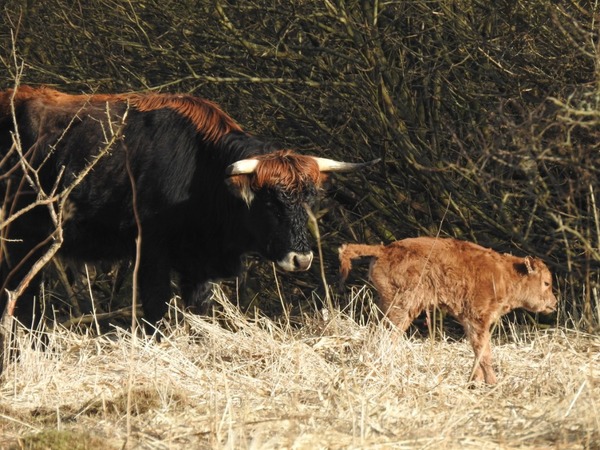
[0,87,244,144]
[128,94,243,142]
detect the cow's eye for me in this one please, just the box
[261,191,277,208]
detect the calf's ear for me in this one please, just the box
[225,174,254,206]
[515,256,536,276]
[524,255,536,274]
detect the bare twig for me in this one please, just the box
[124,120,142,442]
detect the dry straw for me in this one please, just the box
[0,285,598,449]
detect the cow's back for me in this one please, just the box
[0,88,223,263]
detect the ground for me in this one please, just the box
[0,287,599,449]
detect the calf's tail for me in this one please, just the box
[338,243,385,284]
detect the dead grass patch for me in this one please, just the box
[0,286,599,449]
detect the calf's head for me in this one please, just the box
[226,151,377,272]
[516,256,558,314]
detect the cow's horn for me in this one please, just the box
[313,157,381,172]
[226,158,260,176]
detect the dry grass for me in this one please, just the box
[0,286,599,449]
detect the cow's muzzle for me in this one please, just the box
[277,252,314,272]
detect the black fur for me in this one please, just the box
[0,92,318,327]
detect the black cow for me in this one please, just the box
[0,85,375,327]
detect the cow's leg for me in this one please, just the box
[137,247,172,331]
[1,231,51,329]
[464,321,497,385]
[179,277,214,315]
[1,259,44,328]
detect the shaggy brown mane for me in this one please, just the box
[1,86,243,143]
[251,150,325,192]
[126,94,242,142]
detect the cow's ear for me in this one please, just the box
[225,175,254,206]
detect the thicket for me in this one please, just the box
[1,0,599,327]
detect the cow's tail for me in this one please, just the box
[0,87,19,123]
[0,85,36,132]
[0,89,13,137]
[0,86,38,162]
[338,243,385,285]
[0,86,24,146]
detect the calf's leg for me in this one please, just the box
[464,321,497,385]
[378,287,424,332]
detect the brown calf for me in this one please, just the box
[339,237,557,384]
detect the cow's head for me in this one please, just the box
[226,150,378,272]
[516,256,558,314]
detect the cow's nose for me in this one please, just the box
[277,252,313,271]
[293,252,313,271]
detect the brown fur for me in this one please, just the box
[225,150,326,204]
[339,237,558,384]
[2,87,323,199]
[0,85,242,143]
[251,150,325,191]
[2,85,345,326]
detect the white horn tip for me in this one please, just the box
[226,158,260,176]
[314,156,381,172]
